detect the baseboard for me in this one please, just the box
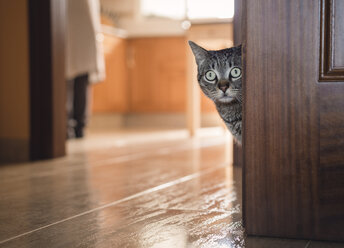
[0,138,29,164]
[124,113,186,128]
[88,113,125,130]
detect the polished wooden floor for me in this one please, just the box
[0,129,343,247]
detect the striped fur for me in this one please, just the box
[189,41,242,144]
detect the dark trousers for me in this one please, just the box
[67,74,89,138]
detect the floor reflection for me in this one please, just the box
[0,128,327,247]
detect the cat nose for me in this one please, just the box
[220,85,229,93]
[218,81,229,93]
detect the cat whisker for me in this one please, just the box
[188,40,242,143]
[235,94,243,103]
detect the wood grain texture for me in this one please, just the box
[0,133,233,244]
[92,34,129,113]
[243,0,320,239]
[1,130,342,246]
[319,0,344,81]
[318,85,344,238]
[234,0,243,46]
[243,0,344,241]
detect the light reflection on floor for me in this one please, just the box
[0,128,337,247]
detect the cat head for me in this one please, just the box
[188,41,242,105]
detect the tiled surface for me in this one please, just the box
[0,129,343,247]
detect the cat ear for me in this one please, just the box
[188,41,208,64]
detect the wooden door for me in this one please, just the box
[243,0,344,241]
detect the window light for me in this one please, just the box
[187,0,234,19]
[140,0,234,20]
[141,0,186,19]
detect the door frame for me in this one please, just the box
[28,0,66,160]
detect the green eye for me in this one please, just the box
[205,70,217,82]
[230,67,241,78]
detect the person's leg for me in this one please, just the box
[73,74,89,138]
[66,79,75,139]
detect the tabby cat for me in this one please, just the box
[188,41,242,143]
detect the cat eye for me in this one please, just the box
[205,70,217,82]
[230,67,242,79]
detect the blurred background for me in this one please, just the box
[0,0,235,162]
[90,0,234,133]
[0,2,242,245]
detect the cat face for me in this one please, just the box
[188,41,242,104]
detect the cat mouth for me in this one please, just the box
[217,95,235,103]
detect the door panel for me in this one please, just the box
[318,85,344,237]
[332,0,344,69]
[243,0,344,241]
[320,0,344,81]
